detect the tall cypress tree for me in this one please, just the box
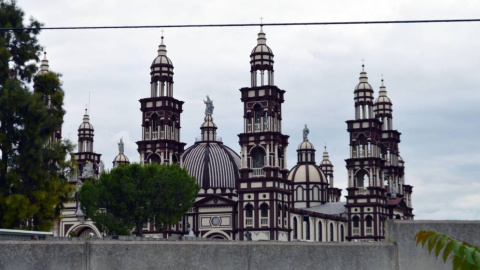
[0,0,74,231]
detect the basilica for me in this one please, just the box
[42,27,413,241]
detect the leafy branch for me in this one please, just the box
[414,230,480,270]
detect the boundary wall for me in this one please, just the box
[1,220,479,270]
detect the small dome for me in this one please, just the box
[354,65,373,91]
[182,142,240,189]
[288,164,327,183]
[79,109,94,130]
[113,153,129,163]
[201,114,217,128]
[150,36,174,82]
[298,140,314,150]
[250,27,274,71]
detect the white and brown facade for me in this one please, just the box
[53,28,414,241]
[345,66,414,241]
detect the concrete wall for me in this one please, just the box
[386,220,480,270]
[1,220,479,270]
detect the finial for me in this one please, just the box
[303,124,309,141]
[361,59,365,71]
[43,51,47,60]
[381,74,384,86]
[260,17,264,26]
[160,31,165,45]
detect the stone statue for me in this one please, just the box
[118,138,124,154]
[303,124,309,141]
[82,162,94,179]
[391,181,397,198]
[204,95,214,115]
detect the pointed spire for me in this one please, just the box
[83,108,90,123]
[257,25,267,45]
[359,61,368,83]
[379,77,387,96]
[158,35,167,56]
[323,146,330,160]
[40,51,49,73]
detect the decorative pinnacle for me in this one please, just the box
[361,59,365,71]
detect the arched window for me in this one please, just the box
[260,203,269,226]
[296,186,304,201]
[277,203,282,226]
[306,219,310,240]
[318,222,322,241]
[263,112,268,130]
[245,204,253,218]
[353,216,360,228]
[254,104,262,124]
[340,225,345,242]
[366,215,373,227]
[356,170,369,188]
[251,148,265,168]
[293,217,298,239]
[312,186,319,201]
[148,154,160,164]
[245,204,253,227]
[329,223,334,242]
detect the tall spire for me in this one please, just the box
[158,35,167,56]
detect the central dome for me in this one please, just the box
[182,142,240,189]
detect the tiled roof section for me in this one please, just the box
[182,142,240,189]
[303,202,346,216]
[387,198,403,206]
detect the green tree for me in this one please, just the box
[0,0,75,231]
[415,230,480,270]
[78,163,199,237]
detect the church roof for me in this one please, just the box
[182,142,240,189]
[303,202,346,216]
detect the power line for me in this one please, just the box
[1,19,480,31]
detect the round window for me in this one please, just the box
[211,217,221,226]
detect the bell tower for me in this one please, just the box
[345,64,387,241]
[237,27,290,241]
[136,36,186,164]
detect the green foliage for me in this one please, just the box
[0,0,74,231]
[78,163,199,237]
[414,230,480,270]
[0,0,43,85]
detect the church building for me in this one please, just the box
[51,26,413,241]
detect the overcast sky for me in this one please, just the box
[19,0,480,220]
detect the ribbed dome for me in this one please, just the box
[182,143,240,189]
[288,164,327,183]
[150,36,174,82]
[298,140,314,150]
[113,153,129,163]
[79,109,94,130]
[250,27,274,71]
